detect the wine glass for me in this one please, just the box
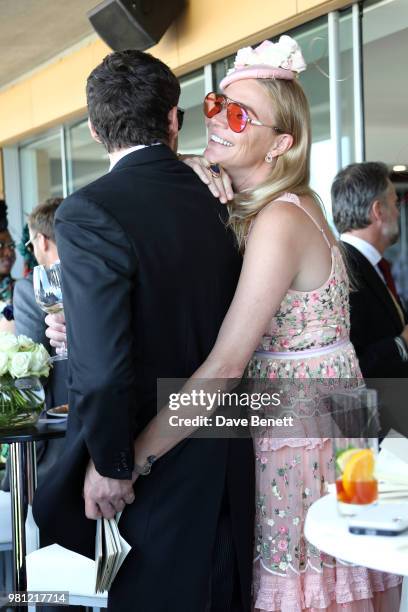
[33,262,67,361]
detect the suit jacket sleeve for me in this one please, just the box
[349,287,403,376]
[13,277,51,352]
[55,194,138,479]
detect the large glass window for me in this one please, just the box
[66,120,108,194]
[363,0,408,169]
[178,70,207,155]
[363,0,408,303]
[292,18,332,214]
[19,130,63,217]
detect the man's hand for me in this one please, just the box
[83,460,135,520]
[45,312,67,354]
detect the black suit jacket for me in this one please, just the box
[342,241,408,378]
[33,145,254,611]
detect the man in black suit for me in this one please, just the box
[332,161,407,378]
[33,50,254,612]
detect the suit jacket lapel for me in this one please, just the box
[344,242,405,330]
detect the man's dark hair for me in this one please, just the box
[86,50,180,153]
[28,197,63,243]
[332,161,390,234]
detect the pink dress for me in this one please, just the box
[248,194,401,612]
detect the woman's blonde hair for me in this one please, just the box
[227,78,315,250]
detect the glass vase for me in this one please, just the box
[0,375,45,431]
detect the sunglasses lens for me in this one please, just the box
[177,108,184,131]
[204,93,224,118]
[227,102,247,133]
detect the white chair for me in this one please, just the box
[401,577,408,612]
[27,544,107,609]
[0,490,13,592]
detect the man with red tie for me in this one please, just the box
[332,161,408,379]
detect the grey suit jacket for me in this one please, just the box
[13,275,51,351]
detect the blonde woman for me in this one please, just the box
[134,37,400,610]
[47,38,402,611]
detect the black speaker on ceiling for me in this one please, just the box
[87,0,186,51]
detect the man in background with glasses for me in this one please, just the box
[1,198,68,495]
[16,197,67,408]
[332,161,408,437]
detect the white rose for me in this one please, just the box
[29,345,51,378]
[17,335,36,351]
[9,352,32,378]
[0,352,8,376]
[0,332,19,354]
[267,518,275,527]
[279,561,288,571]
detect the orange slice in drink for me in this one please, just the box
[342,449,375,498]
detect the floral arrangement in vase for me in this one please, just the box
[0,333,50,430]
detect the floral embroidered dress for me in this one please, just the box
[249,194,401,612]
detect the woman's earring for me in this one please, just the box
[264,151,274,164]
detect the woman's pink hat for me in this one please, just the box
[220,37,306,90]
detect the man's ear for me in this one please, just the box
[88,118,102,144]
[371,199,384,222]
[37,233,48,253]
[168,106,179,142]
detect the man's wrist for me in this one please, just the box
[395,336,408,361]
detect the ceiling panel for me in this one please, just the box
[0,0,98,88]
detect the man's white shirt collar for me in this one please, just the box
[341,233,385,283]
[109,143,161,171]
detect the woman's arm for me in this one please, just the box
[132,204,303,474]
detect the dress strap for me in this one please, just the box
[275,192,331,249]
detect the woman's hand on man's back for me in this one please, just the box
[179,154,234,204]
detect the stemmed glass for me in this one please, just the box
[33,262,67,361]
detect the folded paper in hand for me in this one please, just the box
[95,514,131,593]
[26,514,131,596]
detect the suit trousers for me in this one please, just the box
[207,492,243,612]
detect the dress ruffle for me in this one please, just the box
[253,565,402,611]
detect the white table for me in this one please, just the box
[304,493,408,576]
